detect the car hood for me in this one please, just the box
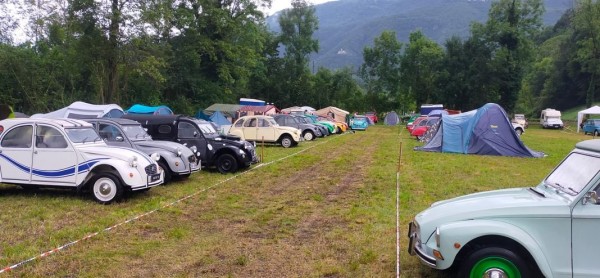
[206,135,245,147]
[415,187,571,237]
[133,140,194,157]
[277,125,301,133]
[547,118,563,124]
[77,144,154,165]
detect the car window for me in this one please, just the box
[99,124,124,142]
[178,121,199,138]
[122,124,150,140]
[1,125,33,148]
[234,119,244,127]
[65,127,101,143]
[274,117,284,125]
[158,125,171,134]
[36,125,68,148]
[258,118,271,127]
[244,118,256,127]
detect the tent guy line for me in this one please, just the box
[0,135,342,274]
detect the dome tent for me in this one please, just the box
[416,103,543,158]
[384,111,400,125]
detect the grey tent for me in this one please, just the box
[384,111,400,125]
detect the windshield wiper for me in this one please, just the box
[528,187,545,197]
[550,182,578,195]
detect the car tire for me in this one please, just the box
[515,129,523,136]
[457,246,532,278]
[280,135,294,148]
[91,173,123,204]
[158,161,172,184]
[216,153,238,174]
[303,131,315,141]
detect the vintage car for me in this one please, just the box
[295,115,330,136]
[83,118,199,182]
[408,139,600,277]
[411,117,440,140]
[229,115,301,148]
[365,111,378,124]
[123,114,258,174]
[350,115,369,131]
[272,114,322,141]
[0,118,163,204]
[512,114,528,128]
[316,116,347,134]
[407,116,427,133]
[582,119,600,136]
[512,122,525,137]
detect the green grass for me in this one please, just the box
[0,125,592,277]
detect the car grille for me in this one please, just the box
[188,155,197,164]
[145,164,158,175]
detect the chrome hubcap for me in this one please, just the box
[483,268,507,278]
[99,182,112,196]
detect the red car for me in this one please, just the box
[407,116,427,133]
[411,117,440,140]
[365,112,378,124]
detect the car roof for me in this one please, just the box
[0,118,93,128]
[576,139,600,153]
[122,114,190,125]
[82,117,141,126]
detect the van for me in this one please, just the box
[540,108,564,129]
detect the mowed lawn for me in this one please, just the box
[0,124,591,277]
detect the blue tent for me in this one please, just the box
[127,104,173,115]
[416,103,543,158]
[210,111,231,126]
[195,110,211,121]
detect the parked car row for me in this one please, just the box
[0,110,356,204]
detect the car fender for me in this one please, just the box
[155,150,187,173]
[82,157,158,189]
[432,219,552,277]
[228,130,245,141]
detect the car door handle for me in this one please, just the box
[33,151,38,154]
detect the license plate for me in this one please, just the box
[149,174,160,183]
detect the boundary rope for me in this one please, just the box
[0,135,340,274]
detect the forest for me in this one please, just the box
[0,0,598,117]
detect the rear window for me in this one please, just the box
[1,125,32,148]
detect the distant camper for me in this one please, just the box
[540,108,564,129]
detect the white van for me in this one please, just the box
[540,108,564,129]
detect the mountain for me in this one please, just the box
[266,0,572,70]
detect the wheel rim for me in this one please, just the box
[282,138,292,147]
[219,157,233,172]
[93,177,117,202]
[304,132,314,141]
[470,257,520,278]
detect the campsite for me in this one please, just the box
[0,121,586,276]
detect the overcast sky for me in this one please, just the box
[263,0,337,16]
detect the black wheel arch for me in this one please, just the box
[452,235,542,276]
[79,164,125,192]
[214,147,244,165]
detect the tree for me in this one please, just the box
[359,30,403,113]
[401,31,443,109]
[277,0,319,107]
[572,0,600,108]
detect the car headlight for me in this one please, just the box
[176,147,182,157]
[239,149,245,154]
[151,153,161,161]
[129,156,138,167]
[190,146,198,153]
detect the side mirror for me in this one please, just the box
[583,191,598,205]
[115,136,124,142]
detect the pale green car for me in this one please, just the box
[408,139,600,278]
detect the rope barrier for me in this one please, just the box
[0,135,340,274]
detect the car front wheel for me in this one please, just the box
[458,246,532,278]
[515,129,523,136]
[280,135,294,148]
[216,153,238,174]
[91,173,123,204]
[303,131,315,141]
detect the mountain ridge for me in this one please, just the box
[267,0,572,70]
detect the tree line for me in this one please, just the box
[0,0,598,117]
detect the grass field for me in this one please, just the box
[0,125,594,277]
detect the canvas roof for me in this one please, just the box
[315,106,349,122]
[577,105,600,132]
[31,101,124,119]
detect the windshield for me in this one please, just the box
[123,125,151,141]
[197,121,218,137]
[544,152,600,195]
[65,127,102,143]
[295,117,307,124]
[268,118,279,126]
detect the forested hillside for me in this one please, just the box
[267,0,572,69]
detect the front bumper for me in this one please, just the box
[408,222,436,267]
